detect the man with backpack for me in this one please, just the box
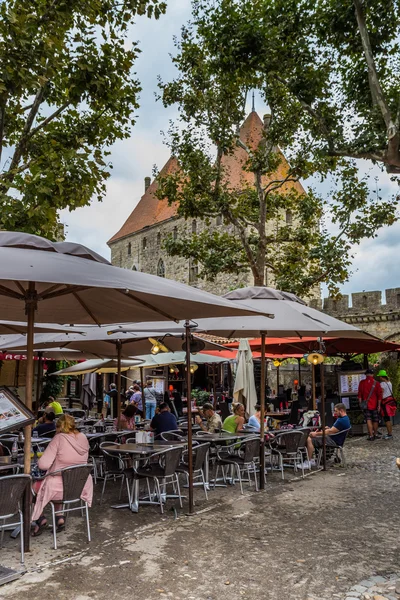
[358,369,382,441]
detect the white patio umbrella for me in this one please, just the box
[233,340,258,417]
[52,359,143,375]
[0,232,267,520]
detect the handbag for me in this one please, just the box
[360,381,376,410]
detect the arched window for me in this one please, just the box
[362,294,368,308]
[189,259,198,283]
[285,211,293,226]
[142,237,147,250]
[127,242,131,256]
[132,265,137,271]
[157,258,165,278]
[157,232,161,246]
[192,219,197,234]
[173,226,178,241]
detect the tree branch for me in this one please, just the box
[223,206,259,279]
[28,101,70,139]
[353,0,394,133]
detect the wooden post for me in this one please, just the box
[276,365,280,396]
[259,332,266,490]
[116,340,122,420]
[320,361,326,470]
[312,363,316,410]
[184,321,194,514]
[35,351,43,411]
[24,281,37,552]
[140,366,145,418]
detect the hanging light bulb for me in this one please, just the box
[151,341,161,355]
[273,359,281,368]
[185,363,198,374]
[169,365,175,373]
[307,352,324,365]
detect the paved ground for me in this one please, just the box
[1,430,400,600]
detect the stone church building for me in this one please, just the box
[108,110,309,296]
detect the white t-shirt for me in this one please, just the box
[381,381,393,400]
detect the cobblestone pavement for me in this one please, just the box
[344,573,400,599]
[1,429,400,600]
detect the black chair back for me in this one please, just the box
[0,474,31,517]
[193,443,210,471]
[219,403,231,421]
[243,438,260,463]
[61,464,93,503]
[100,442,123,473]
[279,431,303,453]
[163,447,182,477]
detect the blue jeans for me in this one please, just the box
[146,401,156,420]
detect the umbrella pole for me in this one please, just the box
[320,361,326,470]
[276,365,280,397]
[24,282,37,552]
[184,320,194,514]
[312,364,316,410]
[297,357,301,387]
[116,340,122,421]
[259,332,266,490]
[212,364,217,409]
[140,366,145,418]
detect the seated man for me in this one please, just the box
[33,411,56,437]
[305,403,350,468]
[150,402,178,439]
[195,403,222,433]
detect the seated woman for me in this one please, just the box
[222,403,245,433]
[114,403,137,431]
[247,404,261,431]
[31,414,93,536]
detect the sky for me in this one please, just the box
[59,0,400,303]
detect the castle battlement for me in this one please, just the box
[309,288,400,314]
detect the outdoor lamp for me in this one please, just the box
[185,363,198,374]
[273,359,281,367]
[149,336,169,355]
[150,341,161,355]
[307,352,324,365]
[169,366,175,373]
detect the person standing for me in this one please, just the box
[108,383,119,419]
[144,380,157,420]
[377,369,397,439]
[130,384,143,417]
[358,369,382,441]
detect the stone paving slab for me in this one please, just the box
[345,574,400,600]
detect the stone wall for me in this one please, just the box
[110,215,253,294]
[309,289,400,342]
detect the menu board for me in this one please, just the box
[339,372,366,395]
[0,386,35,434]
[152,377,165,395]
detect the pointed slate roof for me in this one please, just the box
[108,112,306,245]
[108,156,179,244]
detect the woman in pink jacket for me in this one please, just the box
[32,414,93,536]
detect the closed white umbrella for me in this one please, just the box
[233,340,258,417]
[52,358,143,375]
[80,373,97,411]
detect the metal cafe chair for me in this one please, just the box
[160,430,186,442]
[99,442,126,504]
[315,428,351,468]
[269,430,305,479]
[177,442,210,501]
[0,474,31,565]
[134,447,183,514]
[46,464,93,549]
[214,437,260,494]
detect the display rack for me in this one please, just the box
[337,370,367,434]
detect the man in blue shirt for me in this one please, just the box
[150,402,178,439]
[33,411,56,437]
[305,403,351,468]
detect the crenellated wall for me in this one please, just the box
[309,289,400,342]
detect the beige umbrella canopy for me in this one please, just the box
[52,359,143,376]
[0,232,266,520]
[0,321,86,335]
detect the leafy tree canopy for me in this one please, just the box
[0,0,166,238]
[156,0,398,297]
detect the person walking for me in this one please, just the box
[358,369,382,441]
[377,369,397,439]
[144,380,157,420]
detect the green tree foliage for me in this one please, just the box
[0,0,166,237]
[156,0,398,296]
[40,360,64,402]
